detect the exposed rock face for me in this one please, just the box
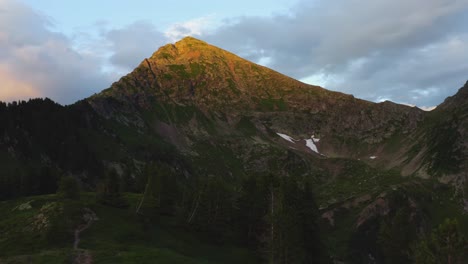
[85,41,468,253]
[88,37,427,165]
[1,37,465,188]
[356,195,390,228]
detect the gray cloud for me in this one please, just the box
[1,0,467,107]
[318,34,468,107]
[105,21,168,71]
[204,0,468,107]
[0,0,112,104]
[0,1,171,105]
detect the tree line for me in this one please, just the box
[131,162,331,263]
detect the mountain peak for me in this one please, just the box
[463,80,468,93]
[438,80,468,110]
[147,36,237,65]
[172,36,211,52]
[100,36,336,112]
[177,36,208,45]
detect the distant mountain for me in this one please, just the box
[1,37,467,263]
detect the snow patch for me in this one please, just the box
[311,135,320,143]
[369,156,377,159]
[305,139,319,153]
[276,133,296,143]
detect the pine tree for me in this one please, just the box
[57,176,80,200]
[412,218,467,264]
[97,169,128,208]
[377,208,416,263]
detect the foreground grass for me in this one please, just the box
[0,193,257,264]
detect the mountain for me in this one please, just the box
[1,37,467,263]
[89,37,426,167]
[403,81,468,178]
[438,81,468,110]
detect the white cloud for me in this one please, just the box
[165,15,217,42]
[419,106,437,111]
[205,0,468,107]
[0,1,220,104]
[1,0,467,107]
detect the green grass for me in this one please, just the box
[168,64,190,78]
[321,205,364,260]
[157,52,174,60]
[235,116,258,136]
[382,132,406,154]
[0,196,80,264]
[315,159,405,207]
[258,98,288,111]
[226,78,241,96]
[0,250,72,264]
[0,193,257,264]
[319,176,468,261]
[190,63,205,77]
[415,182,468,234]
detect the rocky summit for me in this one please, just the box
[1,37,467,263]
[89,37,465,179]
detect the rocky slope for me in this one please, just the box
[1,37,467,263]
[89,37,427,167]
[85,37,468,261]
[401,81,468,180]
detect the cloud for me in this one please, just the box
[0,0,112,105]
[98,16,218,74]
[203,0,468,107]
[165,16,216,42]
[0,0,214,104]
[104,21,168,71]
[0,64,39,101]
[419,106,437,111]
[1,0,467,107]
[317,33,468,107]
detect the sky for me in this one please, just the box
[1,0,468,109]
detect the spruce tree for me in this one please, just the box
[57,176,80,200]
[97,169,128,208]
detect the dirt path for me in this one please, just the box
[73,208,98,264]
[73,250,93,264]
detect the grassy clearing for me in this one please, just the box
[315,159,405,207]
[0,193,257,264]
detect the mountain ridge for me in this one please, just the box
[1,36,467,263]
[85,36,468,192]
[438,80,468,110]
[89,37,425,157]
[98,37,416,112]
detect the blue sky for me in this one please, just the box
[1,0,468,109]
[22,0,296,32]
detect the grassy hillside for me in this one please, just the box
[0,193,258,264]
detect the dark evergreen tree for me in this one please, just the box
[412,218,467,264]
[377,208,417,264]
[57,176,80,200]
[243,174,330,264]
[135,161,182,220]
[97,169,128,208]
[237,175,269,248]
